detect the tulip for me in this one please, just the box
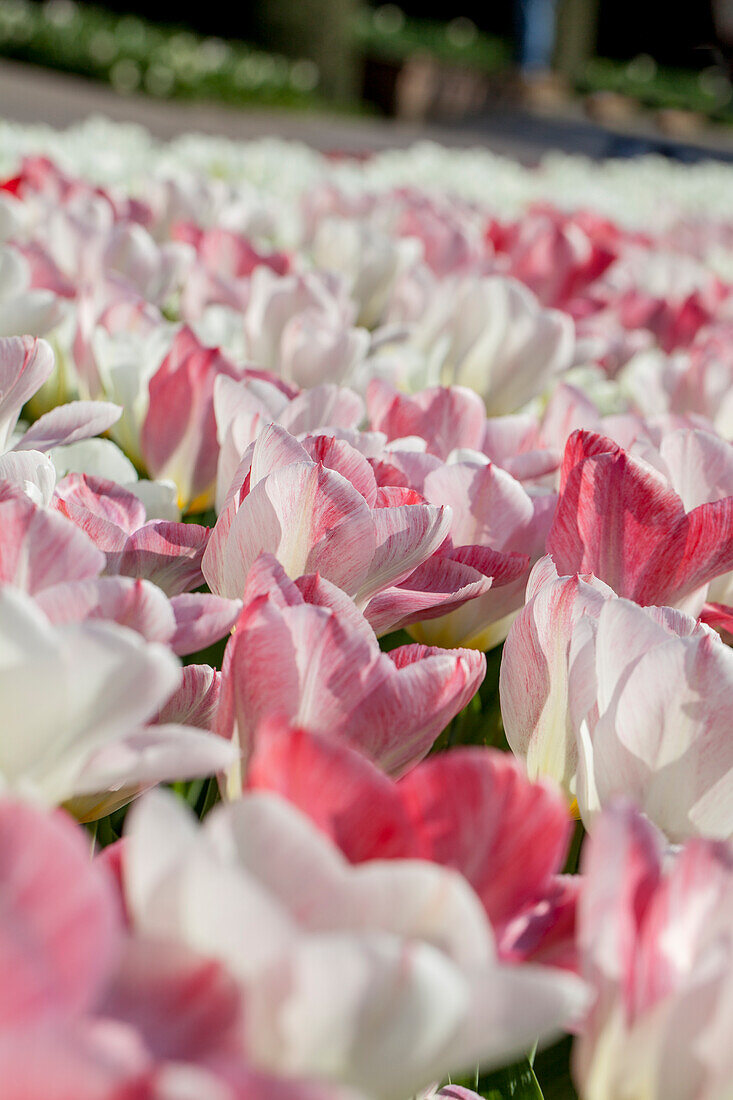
[500,558,614,800]
[35,575,240,658]
[0,586,235,813]
[216,554,486,788]
[204,423,507,635]
[0,796,121,1024]
[574,802,733,1100]
[54,473,210,596]
[573,598,733,843]
[0,246,64,337]
[0,796,360,1100]
[415,275,574,416]
[3,476,239,655]
[547,430,733,615]
[123,789,587,1099]
[502,563,733,842]
[488,206,616,311]
[400,454,555,649]
[140,326,244,513]
[242,267,369,388]
[214,374,363,512]
[366,380,487,460]
[310,215,421,328]
[0,335,120,455]
[247,717,575,964]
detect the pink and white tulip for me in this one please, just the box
[1,473,238,655]
[122,788,587,1099]
[574,803,733,1100]
[547,429,733,614]
[54,473,210,596]
[394,453,556,649]
[0,245,65,337]
[216,554,486,787]
[247,718,576,964]
[140,326,245,513]
[0,795,360,1100]
[214,374,364,511]
[0,335,121,455]
[204,423,503,634]
[366,380,487,460]
[487,205,617,311]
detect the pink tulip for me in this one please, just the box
[216,554,486,784]
[0,335,121,453]
[616,282,725,353]
[204,423,502,635]
[547,430,733,614]
[0,480,105,592]
[35,576,177,644]
[214,374,363,511]
[3,155,140,222]
[481,412,560,484]
[392,189,485,277]
[0,797,121,1025]
[2,475,238,655]
[0,797,351,1100]
[0,1027,151,1100]
[647,427,733,619]
[35,574,239,658]
[394,454,555,649]
[247,717,574,960]
[578,243,728,352]
[153,664,221,730]
[574,802,733,1100]
[172,222,290,279]
[140,327,244,513]
[500,875,580,972]
[674,323,733,435]
[173,221,290,319]
[366,380,487,459]
[488,205,616,311]
[54,474,210,596]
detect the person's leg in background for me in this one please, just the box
[512,0,567,107]
[514,0,559,72]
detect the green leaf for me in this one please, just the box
[475,1057,544,1099]
[533,1036,578,1100]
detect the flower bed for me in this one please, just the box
[0,118,731,1100]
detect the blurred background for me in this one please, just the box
[2,0,733,159]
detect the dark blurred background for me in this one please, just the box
[75,1,718,69]
[2,0,733,159]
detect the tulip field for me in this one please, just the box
[0,116,732,1100]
